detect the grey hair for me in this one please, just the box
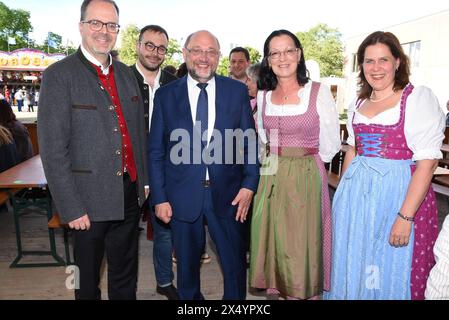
[184,30,220,50]
[246,62,261,81]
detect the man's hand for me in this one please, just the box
[232,188,254,223]
[155,202,173,224]
[68,214,91,230]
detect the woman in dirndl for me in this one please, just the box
[249,29,340,299]
[324,31,445,300]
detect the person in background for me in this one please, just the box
[28,90,35,112]
[14,89,23,112]
[176,62,187,78]
[0,125,18,172]
[325,31,445,300]
[0,125,18,213]
[23,88,30,112]
[246,62,261,118]
[249,29,340,300]
[0,99,33,162]
[38,0,147,300]
[162,65,177,76]
[130,24,178,300]
[229,47,250,83]
[425,215,449,300]
[110,49,120,61]
[3,86,11,103]
[34,87,40,109]
[445,100,449,127]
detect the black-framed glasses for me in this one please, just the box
[185,48,219,58]
[81,19,120,33]
[140,41,167,55]
[268,48,299,60]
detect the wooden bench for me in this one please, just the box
[433,175,449,197]
[47,212,68,228]
[0,191,9,206]
[0,189,22,206]
[47,212,72,265]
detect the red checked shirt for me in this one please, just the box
[93,64,137,182]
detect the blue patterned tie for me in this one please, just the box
[196,83,208,146]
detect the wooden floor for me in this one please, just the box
[0,204,263,300]
[1,192,448,300]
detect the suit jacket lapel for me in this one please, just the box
[175,76,194,134]
[214,75,225,133]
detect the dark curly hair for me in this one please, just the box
[258,29,309,91]
[0,99,17,126]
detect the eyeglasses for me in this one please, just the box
[185,48,219,58]
[140,41,167,55]
[81,19,120,33]
[268,48,299,60]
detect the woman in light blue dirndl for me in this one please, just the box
[325,31,445,300]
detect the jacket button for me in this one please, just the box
[144,99,149,104]
[117,171,123,176]
[109,105,115,111]
[116,150,121,155]
[113,127,119,132]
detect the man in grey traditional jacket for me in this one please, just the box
[38,0,147,300]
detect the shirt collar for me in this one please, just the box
[136,63,162,87]
[187,74,215,89]
[81,44,112,75]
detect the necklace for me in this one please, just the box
[279,87,290,101]
[279,85,299,102]
[370,91,396,103]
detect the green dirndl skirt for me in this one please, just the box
[249,153,323,299]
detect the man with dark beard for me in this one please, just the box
[130,25,178,300]
[131,25,177,137]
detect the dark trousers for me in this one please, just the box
[73,173,140,300]
[171,187,247,300]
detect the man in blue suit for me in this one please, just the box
[149,30,259,300]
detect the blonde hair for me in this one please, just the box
[0,125,13,146]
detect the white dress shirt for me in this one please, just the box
[135,63,161,132]
[256,81,341,163]
[187,75,216,179]
[425,215,449,300]
[80,45,112,75]
[347,86,445,161]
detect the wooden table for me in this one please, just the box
[0,155,46,188]
[0,155,68,268]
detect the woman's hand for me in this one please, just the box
[389,216,413,247]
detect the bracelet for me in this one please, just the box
[397,212,414,222]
